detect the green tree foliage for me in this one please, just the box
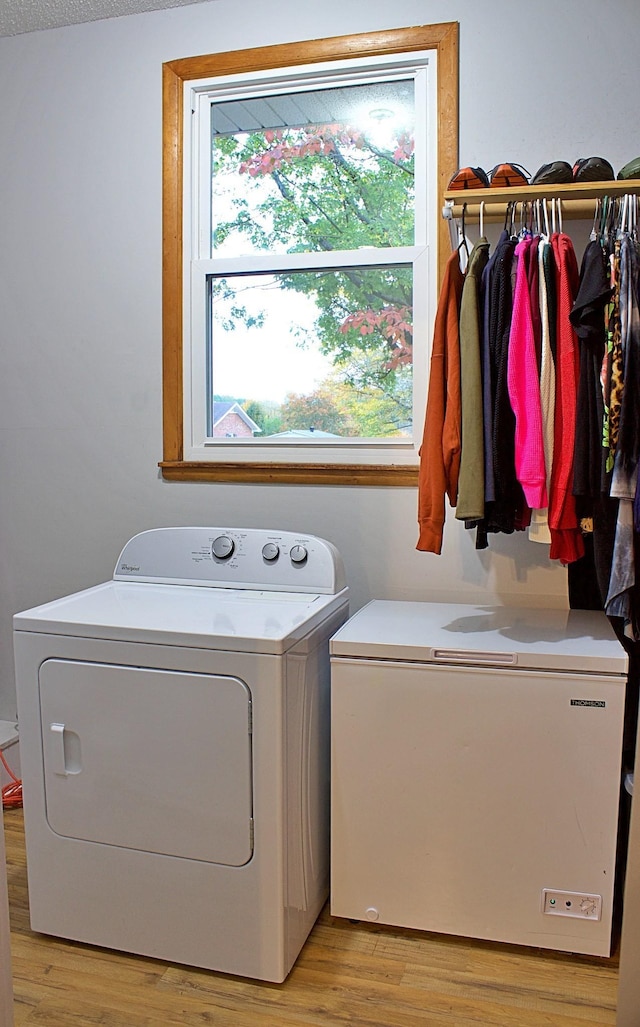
[277,367,411,440]
[327,362,413,438]
[280,389,348,436]
[242,399,282,436]
[212,116,414,426]
[227,124,414,252]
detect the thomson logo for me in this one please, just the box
[120,563,140,573]
[570,699,606,708]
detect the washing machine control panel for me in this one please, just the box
[114,527,345,594]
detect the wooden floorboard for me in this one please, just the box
[4,809,619,1026]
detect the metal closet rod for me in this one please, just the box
[442,199,598,222]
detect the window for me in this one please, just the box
[162,24,459,484]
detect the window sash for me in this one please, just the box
[184,58,431,465]
[187,246,426,460]
[196,63,426,263]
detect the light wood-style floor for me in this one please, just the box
[4,808,619,1026]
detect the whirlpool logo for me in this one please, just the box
[570,699,606,708]
[120,563,140,573]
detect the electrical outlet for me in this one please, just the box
[542,889,602,920]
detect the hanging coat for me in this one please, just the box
[481,229,509,506]
[507,236,548,510]
[456,236,490,521]
[528,237,557,544]
[548,232,584,564]
[487,235,527,535]
[570,238,611,511]
[417,249,465,554]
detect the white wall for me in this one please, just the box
[0,0,634,718]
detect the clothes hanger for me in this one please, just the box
[532,199,541,236]
[541,197,550,239]
[611,196,620,236]
[590,198,601,242]
[620,193,637,239]
[457,202,470,269]
[623,193,637,237]
[601,195,614,245]
[479,200,485,238]
[548,197,563,235]
[619,193,628,236]
[510,201,518,239]
[518,201,527,239]
[503,200,513,234]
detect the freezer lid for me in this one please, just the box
[330,601,629,674]
[13,580,348,654]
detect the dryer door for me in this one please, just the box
[39,660,253,866]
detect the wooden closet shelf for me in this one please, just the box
[443,178,640,222]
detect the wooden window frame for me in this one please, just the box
[160,22,459,485]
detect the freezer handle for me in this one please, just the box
[431,649,517,665]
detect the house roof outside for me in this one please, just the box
[268,428,340,438]
[212,401,262,434]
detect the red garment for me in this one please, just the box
[549,233,584,564]
[417,250,465,554]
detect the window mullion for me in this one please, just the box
[193,246,423,278]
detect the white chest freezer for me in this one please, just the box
[330,601,628,956]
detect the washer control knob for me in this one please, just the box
[262,542,280,562]
[212,535,235,560]
[290,544,308,565]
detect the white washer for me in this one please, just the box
[14,526,349,982]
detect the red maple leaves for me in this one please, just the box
[239,124,414,177]
[340,306,413,369]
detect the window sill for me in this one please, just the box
[159,460,419,486]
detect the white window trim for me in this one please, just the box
[181,52,438,468]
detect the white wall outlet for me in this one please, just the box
[542,889,602,920]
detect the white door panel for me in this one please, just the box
[39,659,253,866]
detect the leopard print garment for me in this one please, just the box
[605,240,622,475]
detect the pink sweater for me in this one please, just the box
[507,238,548,509]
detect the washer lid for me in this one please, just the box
[13,580,348,654]
[330,601,629,674]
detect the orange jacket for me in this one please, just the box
[417,249,465,554]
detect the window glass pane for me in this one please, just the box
[211,79,415,257]
[208,266,413,439]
